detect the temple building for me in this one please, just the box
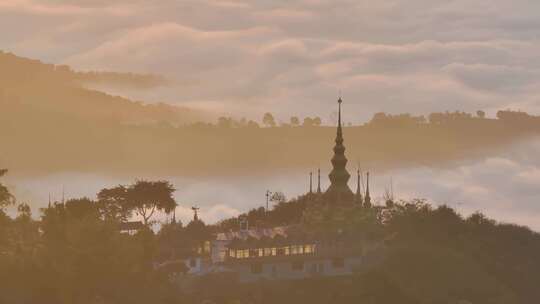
[166,97,382,282]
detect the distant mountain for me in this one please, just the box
[1,51,540,177]
[0,51,210,126]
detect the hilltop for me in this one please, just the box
[0,51,209,128]
[1,52,540,177]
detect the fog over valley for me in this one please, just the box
[6,136,540,230]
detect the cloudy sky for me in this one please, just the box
[1,0,540,121]
[2,0,540,229]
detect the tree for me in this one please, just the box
[262,112,276,127]
[290,116,300,126]
[303,117,314,127]
[246,120,260,128]
[127,180,177,226]
[476,110,486,119]
[97,185,131,222]
[16,203,31,219]
[217,116,234,128]
[0,169,14,211]
[65,198,98,220]
[303,117,322,127]
[270,191,286,204]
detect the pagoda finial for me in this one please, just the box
[355,167,363,205]
[325,96,353,202]
[337,96,343,135]
[364,172,371,207]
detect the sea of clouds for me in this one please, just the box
[6,136,540,230]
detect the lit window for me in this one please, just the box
[271,248,277,256]
[229,250,235,258]
[237,249,249,258]
[264,248,272,256]
[305,244,315,254]
[284,247,290,255]
[204,241,211,253]
[258,248,264,257]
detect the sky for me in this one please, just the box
[1,0,540,121]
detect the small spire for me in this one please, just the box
[355,168,363,204]
[309,171,313,194]
[317,168,322,193]
[364,172,371,207]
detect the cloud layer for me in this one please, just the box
[1,0,540,121]
[5,137,540,230]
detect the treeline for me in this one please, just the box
[3,105,540,177]
[198,200,540,304]
[2,169,540,303]
[206,109,537,130]
[0,51,166,89]
[367,109,539,127]
[0,170,213,304]
[190,113,323,129]
[0,50,209,130]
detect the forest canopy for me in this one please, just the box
[1,171,539,304]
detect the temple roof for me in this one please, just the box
[216,226,288,241]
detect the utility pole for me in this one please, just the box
[265,190,273,214]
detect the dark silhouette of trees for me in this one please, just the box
[2,174,540,304]
[97,185,131,222]
[496,110,535,122]
[96,180,177,225]
[65,197,98,219]
[370,112,426,126]
[0,169,14,211]
[127,180,177,225]
[428,111,473,124]
[246,120,260,128]
[290,116,300,126]
[302,116,322,127]
[477,110,486,118]
[262,112,276,127]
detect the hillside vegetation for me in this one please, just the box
[1,169,540,304]
[1,52,540,177]
[0,51,208,128]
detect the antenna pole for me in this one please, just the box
[266,190,272,214]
